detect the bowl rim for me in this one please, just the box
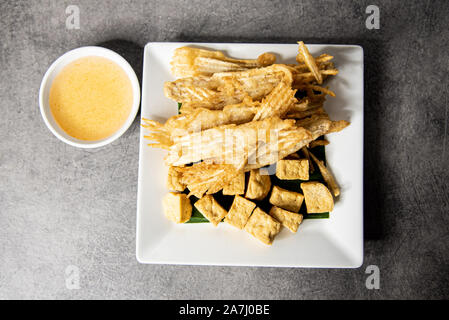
[39,46,141,148]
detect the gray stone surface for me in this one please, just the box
[0,0,448,299]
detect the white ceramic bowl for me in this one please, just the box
[39,46,141,148]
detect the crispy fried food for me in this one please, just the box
[269,185,304,213]
[309,140,329,148]
[299,115,350,142]
[164,65,291,110]
[171,162,240,198]
[253,80,297,121]
[285,96,326,118]
[146,42,350,231]
[275,159,309,180]
[244,114,347,170]
[296,53,334,65]
[171,46,276,77]
[286,106,326,120]
[167,97,326,139]
[142,118,173,149]
[244,124,312,170]
[269,206,303,233]
[224,195,257,229]
[296,114,332,139]
[162,192,192,223]
[222,171,246,195]
[301,181,334,213]
[328,119,350,133]
[294,85,336,97]
[167,166,186,191]
[164,117,303,168]
[287,97,313,112]
[244,207,281,245]
[164,105,258,138]
[194,194,228,226]
[257,52,277,66]
[293,69,339,84]
[145,114,347,174]
[164,78,235,110]
[308,150,340,197]
[298,41,323,84]
[171,47,227,77]
[215,64,292,102]
[297,114,349,137]
[293,50,338,89]
[179,94,262,114]
[245,169,271,200]
[145,99,329,148]
[300,146,315,173]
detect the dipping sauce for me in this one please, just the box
[49,56,133,141]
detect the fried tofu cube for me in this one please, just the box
[222,171,245,195]
[301,181,334,213]
[276,159,309,180]
[194,194,228,226]
[244,207,281,245]
[269,206,303,233]
[162,192,192,223]
[167,166,186,192]
[224,195,256,229]
[245,169,271,200]
[269,185,304,213]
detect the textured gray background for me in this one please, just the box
[0,0,448,299]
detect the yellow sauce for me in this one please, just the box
[49,56,133,141]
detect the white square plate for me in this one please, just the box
[136,42,363,267]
